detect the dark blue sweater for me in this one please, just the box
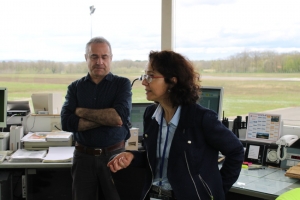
[61,73,132,147]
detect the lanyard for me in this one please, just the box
[158,110,170,186]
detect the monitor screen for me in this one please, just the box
[198,86,224,120]
[0,87,8,128]
[130,102,154,136]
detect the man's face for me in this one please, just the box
[85,43,112,80]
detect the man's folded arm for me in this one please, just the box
[76,107,122,127]
[77,118,101,131]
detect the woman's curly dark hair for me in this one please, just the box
[148,50,201,107]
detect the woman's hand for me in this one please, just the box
[107,152,134,173]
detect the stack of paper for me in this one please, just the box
[45,132,72,141]
[21,132,73,150]
[9,149,47,162]
[42,146,75,163]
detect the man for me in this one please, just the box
[61,36,132,200]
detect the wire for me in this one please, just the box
[131,76,142,87]
[1,114,17,132]
[29,115,36,132]
[54,125,61,130]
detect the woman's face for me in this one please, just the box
[142,63,169,104]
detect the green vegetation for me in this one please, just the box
[1,73,299,119]
[1,51,300,74]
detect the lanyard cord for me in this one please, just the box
[158,110,170,186]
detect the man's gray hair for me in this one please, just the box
[85,36,112,55]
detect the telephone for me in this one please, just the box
[276,135,299,147]
[276,135,299,161]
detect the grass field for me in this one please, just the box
[1,73,299,119]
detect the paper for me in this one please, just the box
[9,149,47,162]
[21,132,48,142]
[246,113,282,142]
[248,145,260,159]
[45,132,72,141]
[42,146,75,163]
[22,132,72,142]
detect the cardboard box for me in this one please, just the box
[126,128,139,150]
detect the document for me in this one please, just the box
[21,132,48,142]
[45,132,72,142]
[9,149,47,162]
[42,146,75,163]
[22,131,72,142]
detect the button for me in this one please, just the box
[145,134,148,138]
[188,140,191,144]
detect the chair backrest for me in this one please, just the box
[276,188,300,200]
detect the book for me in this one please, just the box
[42,146,75,163]
[45,132,72,142]
[8,149,47,162]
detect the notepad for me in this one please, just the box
[42,146,75,163]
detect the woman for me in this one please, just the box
[108,50,244,200]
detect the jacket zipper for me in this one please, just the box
[184,151,214,200]
[142,148,154,200]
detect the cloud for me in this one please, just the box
[0,0,300,62]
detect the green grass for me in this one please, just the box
[1,73,299,119]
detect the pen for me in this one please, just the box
[248,167,265,170]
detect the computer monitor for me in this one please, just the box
[0,87,8,128]
[31,93,62,114]
[130,102,154,136]
[198,86,224,120]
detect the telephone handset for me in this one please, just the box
[276,135,299,160]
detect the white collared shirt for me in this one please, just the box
[152,104,181,190]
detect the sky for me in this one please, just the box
[1,0,300,62]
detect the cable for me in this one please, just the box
[29,115,36,132]
[131,76,142,87]
[277,144,287,161]
[1,114,17,132]
[54,125,61,130]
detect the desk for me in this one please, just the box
[1,162,299,200]
[229,167,300,200]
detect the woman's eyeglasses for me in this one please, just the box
[140,74,164,83]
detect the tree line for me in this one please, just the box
[1,50,300,74]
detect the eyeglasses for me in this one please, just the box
[140,74,164,83]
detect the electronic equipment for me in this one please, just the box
[198,86,224,120]
[280,147,300,169]
[0,87,8,129]
[7,100,30,116]
[7,110,30,117]
[0,132,9,151]
[276,135,299,161]
[244,142,266,165]
[130,102,154,137]
[264,143,281,167]
[31,93,62,115]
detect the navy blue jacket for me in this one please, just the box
[130,103,244,200]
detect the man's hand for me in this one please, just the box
[107,152,134,173]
